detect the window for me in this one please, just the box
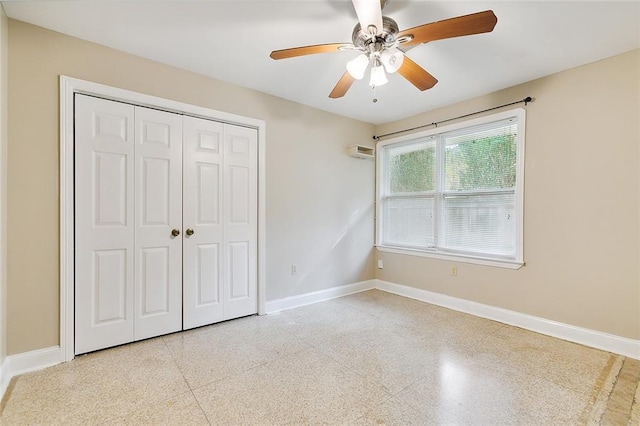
[376,109,525,268]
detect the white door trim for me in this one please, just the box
[60,76,267,363]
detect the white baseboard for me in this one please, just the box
[0,346,61,400]
[265,279,376,314]
[375,279,640,360]
[0,359,8,401]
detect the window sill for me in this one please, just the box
[376,245,525,270]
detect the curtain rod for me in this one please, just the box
[372,96,533,141]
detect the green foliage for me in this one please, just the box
[389,144,435,193]
[445,134,516,191]
[387,133,516,193]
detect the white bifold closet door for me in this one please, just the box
[182,117,258,329]
[75,94,258,355]
[75,95,137,354]
[133,107,183,341]
[75,95,183,354]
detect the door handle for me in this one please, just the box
[185,228,195,236]
[171,228,180,237]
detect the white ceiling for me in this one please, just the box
[2,1,639,125]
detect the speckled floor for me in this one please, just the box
[1,289,638,425]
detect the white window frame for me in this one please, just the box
[375,108,525,269]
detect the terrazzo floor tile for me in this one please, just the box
[340,290,504,344]
[338,289,428,315]
[351,396,439,425]
[470,324,612,396]
[271,298,390,345]
[394,351,591,425]
[1,338,189,425]
[192,347,391,425]
[338,291,440,333]
[420,311,504,348]
[162,313,289,344]
[165,317,309,389]
[103,391,209,425]
[317,326,466,395]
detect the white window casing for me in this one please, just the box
[376,108,525,269]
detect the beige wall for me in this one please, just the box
[375,49,640,340]
[7,20,375,355]
[0,5,8,365]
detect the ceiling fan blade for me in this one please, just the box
[352,0,384,35]
[329,72,356,98]
[397,10,497,48]
[270,43,352,60]
[397,56,438,91]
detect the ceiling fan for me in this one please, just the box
[270,0,497,99]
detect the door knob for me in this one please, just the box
[171,228,180,237]
[186,228,194,236]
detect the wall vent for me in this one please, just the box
[347,145,374,160]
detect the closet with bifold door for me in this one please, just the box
[74,94,258,355]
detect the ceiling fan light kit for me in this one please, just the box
[270,1,498,99]
[344,14,404,88]
[345,20,405,87]
[346,54,369,80]
[369,59,388,87]
[381,48,404,73]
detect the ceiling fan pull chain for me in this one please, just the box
[372,86,378,103]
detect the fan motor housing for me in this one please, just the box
[351,16,400,49]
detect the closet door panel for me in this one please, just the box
[134,106,183,340]
[223,124,258,319]
[75,95,135,355]
[196,243,220,304]
[182,116,224,329]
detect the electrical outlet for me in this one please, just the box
[377,260,384,269]
[291,264,297,275]
[451,266,457,277]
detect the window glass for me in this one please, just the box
[388,139,436,193]
[383,197,434,248]
[442,193,515,256]
[445,122,517,191]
